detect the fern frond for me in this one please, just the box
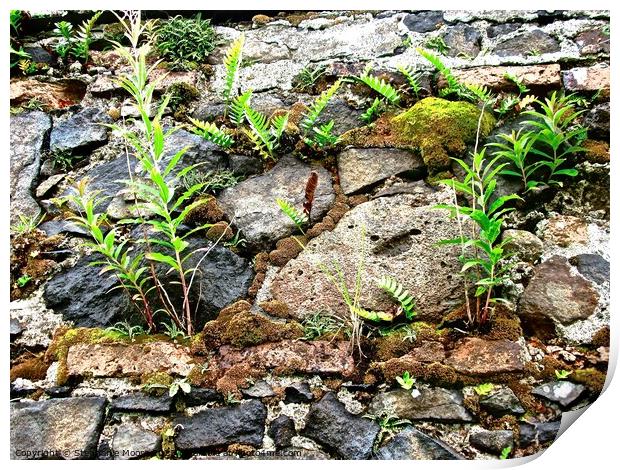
[360,97,384,123]
[463,83,494,104]
[418,48,461,93]
[398,65,421,97]
[301,80,341,134]
[229,88,252,126]
[243,128,271,160]
[188,117,234,148]
[276,198,308,233]
[358,70,401,105]
[243,104,275,158]
[77,10,102,43]
[271,112,289,141]
[222,34,245,108]
[351,305,394,322]
[378,276,417,320]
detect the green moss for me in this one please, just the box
[221,311,304,348]
[572,368,607,394]
[167,82,200,120]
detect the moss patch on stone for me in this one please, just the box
[10,354,49,381]
[340,97,496,174]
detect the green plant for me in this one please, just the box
[396,371,416,390]
[10,10,22,36]
[355,66,401,106]
[424,36,450,54]
[398,64,422,98]
[10,45,31,69]
[293,64,327,92]
[499,446,512,460]
[181,168,240,194]
[243,104,288,159]
[53,11,102,62]
[555,369,572,380]
[504,73,529,94]
[16,274,32,288]
[154,15,216,70]
[50,150,84,172]
[377,276,417,320]
[360,97,384,123]
[17,59,38,75]
[276,198,308,234]
[222,34,245,116]
[224,392,241,405]
[161,321,190,340]
[364,407,412,443]
[168,378,191,397]
[224,230,247,249]
[106,321,146,342]
[435,148,521,326]
[309,120,340,147]
[488,130,543,191]
[300,80,341,146]
[188,117,234,149]
[229,89,253,127]
[10,213,44,235]
[302,311,342,340]
[473,383,495,396]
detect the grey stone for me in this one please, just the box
[319,97,364,135]
[469,429,514,455]
[518,420,561,446]
[493,29,560,57]
[518,255,600,340]
[374,426,464,460]
[10,318,23,336]
[111,393,173,413]
[502,230,544,263]
[39,220,90,237]
[174,400,267,451]
[10,397,107,460]
[36,174,65,198]
[284,382,313,403]
[402,11,446,33]
[271,193,465,323]
[444,24,482,58]
[45,385,72,398]
[583,102,610,141]
[569,254,609,285]
[479,386,525,415]
[368,388,474,422]
[486,23,522,38]
[242,380,276,398]
[269,415,296,449]
[160,129,228,176]
[218,155,335,251]
[184,388,221,406]
[10,111,51,223]
[228,153,264,177]
[50,107,111,153]
[111,423,161,460]
[338,148,425,195]
[532,381,587,407]
[303,392,380,459]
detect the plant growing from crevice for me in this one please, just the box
[302,311,342,340]
[292,64,327,92]
[243,105,289,159]
[364,406,412,444]
[499,446,512,460]
[222,34,245,116]
[354,65,401,106]
[424,35,450,54]
[378,276,417,320]
[555,369,572,380]
[473,382,495,396]
[161,321,190,341]
[300,80,341,148]
[181,168,240,195]
[396,371,415,390]
[188,117,234,149]
[398,64,422,98]
[154,14,216,70]
[10,213,44,236]
[16,274,32,288]
[52,11,102,63]
[106,321,146,342]
[360,97,384,123]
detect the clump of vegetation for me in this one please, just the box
[302,311,342,340]
[10,213,44,236]
[398,64,422,99]
[49,149,84,172]
[555,369,572,380]
[167,82,200,120]
[181,168,240,195]
[292,64,327,93]
[396,371,416,390]
[378,276,417,320]
[300,80,341,148]
[473,382,495,396]
[154,14,216,70]
[106,321,146,342]
[424,36,450,54]
[52,11,102,63]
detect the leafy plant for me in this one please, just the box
[488,130,542,191]
[378,276,417,320]
[181,169,240,195]
[224,391,241,405]
[168,378,191,397]
[50,150,84,172]
[308,120,340,147]
[18,59,38,75]
[473,383,495,396]
[302,311,341,340]
[53,11,102,63]
[222,34,245,115]
[10,45,31,69]
[398,64,422,98]
[223,230,247,249]
[16,274,32,288]
[106,321,146,342]
[355,66,401,105]
[10,10,23,36]
[396,371,416,390]
[154,15,216,70]
[360,97,384,123]
[499,446,512,460]
[276,198,308,234]
[300,80,341,146]
[293,64,327,92]
[10,213,44,235]
[504,72,529,94]
[364,407,412,443]
[161,321,190,340]
[243,104,288,159]
[555,369,572,380]
[188,117,234,148]
[424,36,450,54]
[229,89,253,127]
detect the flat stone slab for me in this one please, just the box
[111,423,162,460]
[111,393,174,413]
[11,397,107,459]
[369,387,474,422]
[445,338,525,375]
[439,64,561,91]
[532,381,587,407]
[216,339,356,377]
[337,148,424,195]
[66,342,195,378]
[563,65,610,95]
[375,426,464,460]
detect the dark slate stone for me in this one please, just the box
[228,153,264,177]
[403,11,446,33]
[303,392,380,459]
[493,29,560,57]
[50,107,111,153]
[10,382,38,399]
[444,24,482,58]
[583,102,610,141]
[519,420,561,446]
[39,249,74,262]
[46,385,73,398]
[242,380,276,398]
[269,415,296,449]
[111,423,162,460]
[10,397,107,460]
[111,393,173,413]
[174,400,267,451]
[284,382,313,403]
[23,43,54,64]
[469,429,514,454]
[39,220,91,237]
[486,23,522,38]
[161,129,228,175]
[479,386,525,416]
[184,387,221,406]
[569,254,609,285]
[374,426,464,460]
[532,381,587,407]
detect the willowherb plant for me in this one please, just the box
[488,130,543,191]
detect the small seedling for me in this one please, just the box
[161,322,190,341]
[168,378,191,397]
[473,383,495,396]
[16,274,32,287]
[396,371,416,390]
[499,446,512,459]
[106,321,146,342]
[555,369,572,380]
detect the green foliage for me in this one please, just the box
[276,198,308,233]
[229,89,253,127]
[16,274,32,287]
[243,104,288,159]
[222,34,245,112]
[293,64,327,92]
[307,120,340,147]
[504,73,529,94]
[499,446,512,460]
[10,10,22,36]
[473,383,495,396]
[161,321,190,340]
[10,45,31,68]
[10,213,44,235]
[106,321,146,342]
[181,168,240,195]
[424,36,450,54]
[154,15,216,70]
[356,66,401,105]
[168,378,191,397]
[301,80,341,146]
[17,59,38,75]
[224,391,241,405]
[396,371,415,390]
[223,230,247,249]
[50,150,84,172]
[360,98,384,123]
[188,117,234,148]
[378,276,417,320]
[435,149,521,325]
[364,407,412,443]
[302,312,341,340]
[488,130,542,191]
[555,369,572,380]
[53,11,102,62]
[398,65,422,98]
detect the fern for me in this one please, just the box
[271,113,289,141]
[418,48,461,94]
[357,68,401,105]
[243,104,274,159]
[360,97,384,123]
[229,89,252,126]
[352,305,395,322]
[188,117,234,148]
[312,120,340,147]
[77,10,102,44]
[378,276,417,320]
[301,80,341,134]
[276,198,308,233]
[398,65,421,98]
[463,83,494,104]
[222,34,245,111]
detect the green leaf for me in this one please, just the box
[145,252,179,271]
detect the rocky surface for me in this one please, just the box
[50,107,111,153]
[469,429,514,454]
[375,426,464,459]
[479,386,525,416]
[111,423,162,460]
[532,381,587,407]
[445,338,525,375]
